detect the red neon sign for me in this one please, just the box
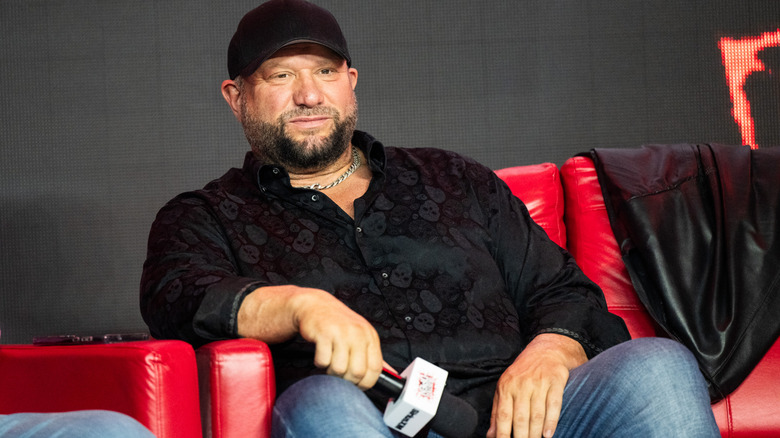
[719,29,780,149]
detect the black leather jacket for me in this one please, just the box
[592,143,780,401]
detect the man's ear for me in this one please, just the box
[348,67,358,90]
[221,79,242,120]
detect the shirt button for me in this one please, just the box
[356,227,363,233]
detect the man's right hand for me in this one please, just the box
[237,285,383,390]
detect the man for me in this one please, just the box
[140,1,719,437]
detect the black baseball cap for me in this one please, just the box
[227,0,352,79]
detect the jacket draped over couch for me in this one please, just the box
[590,144,780,402]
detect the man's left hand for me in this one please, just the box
[487,333,587,438]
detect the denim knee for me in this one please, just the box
[604,337,703,391]
[275,374,366,410]
[78,411,154,437]
[557,337,719,437]
[0,410,154,438]
[272,375,397,438]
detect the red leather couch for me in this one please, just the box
[0,340,202,438]
[194,158,780,438]
[6,159,775,437]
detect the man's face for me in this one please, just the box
[237,43,358,172]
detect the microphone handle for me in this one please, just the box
[376,369,406,397]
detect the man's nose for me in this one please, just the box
[293,74,324,107]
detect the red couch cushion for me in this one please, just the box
[495,163,566,248]
[716,336,780,437]
[0,340,201,438]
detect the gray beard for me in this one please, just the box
[240,99,358,172]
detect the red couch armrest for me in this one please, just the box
[197,339,275,438]
[495,163,566,248]
[0,340,202,438]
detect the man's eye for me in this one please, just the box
[267,72,292,81]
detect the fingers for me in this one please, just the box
[316,338,382,389]
[487,334,584,438]
[525,380,563,438]
[296,289,383,389]
[312,336,334,370]
[487,376,565,438]
[542,384,563,438]
[487,387,513,438]
[310,318,382,390]
[358,339,384,390]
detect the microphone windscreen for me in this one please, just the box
[429,392,478,438]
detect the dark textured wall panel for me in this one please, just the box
[1,1,777,343]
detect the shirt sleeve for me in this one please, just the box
[486,172,630,358]
[140,193,264,347]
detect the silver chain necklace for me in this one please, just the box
[296,147,361,191]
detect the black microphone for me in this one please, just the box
[373,362,478,438]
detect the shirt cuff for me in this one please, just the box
[532,327,602,358]
[192,277,265,342]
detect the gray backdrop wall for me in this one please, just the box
[1,1,778,344]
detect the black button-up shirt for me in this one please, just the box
[141,131,629,434]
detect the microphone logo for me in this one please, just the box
[416,373,437,400]
[394,408,419,430]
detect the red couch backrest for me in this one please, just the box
[495,163,566,248]
[499,158,658,339]
[559,156,659,339]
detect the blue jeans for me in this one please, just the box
[0,410,155,438]
[272,337,720,437]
